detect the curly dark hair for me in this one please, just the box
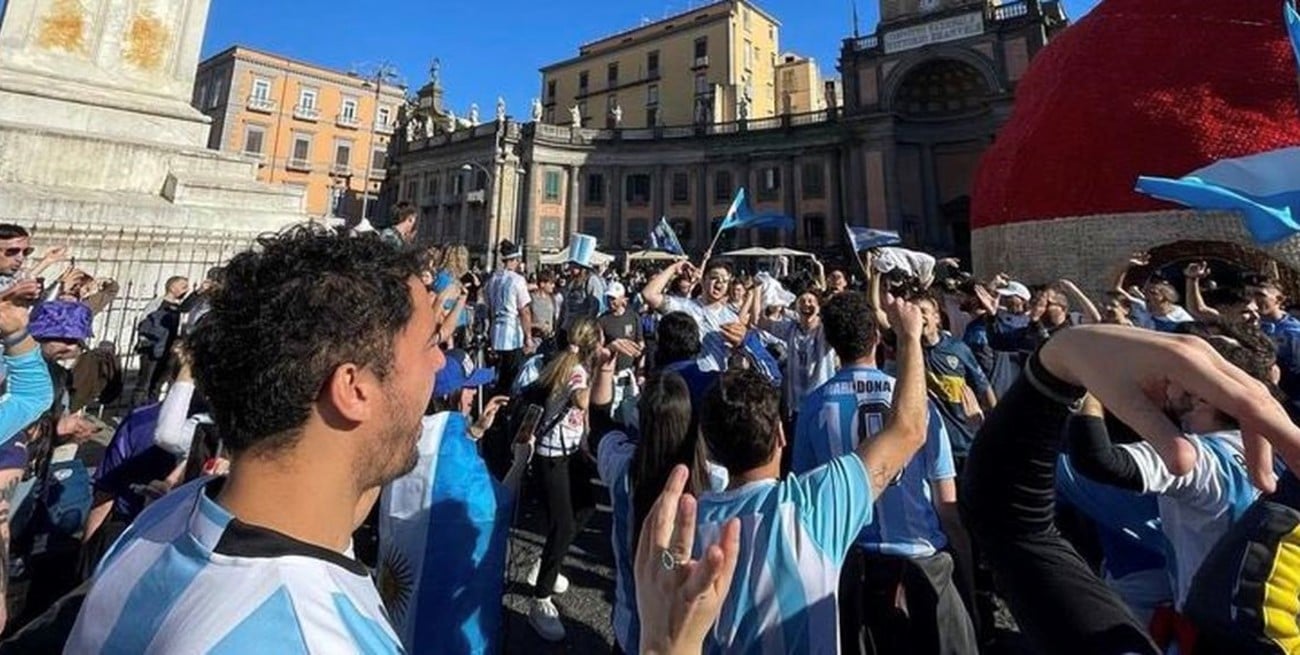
[186,225,424,456]
[1175,320,1277,387]
[822,291,880,363]
[701,369,782,473]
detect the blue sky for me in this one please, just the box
[3,0,1098,116]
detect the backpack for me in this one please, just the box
[481,382,573,479]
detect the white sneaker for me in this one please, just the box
[528,597,566,642]
[525,560,570,595]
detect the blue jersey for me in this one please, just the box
[695,454,874,655]
[68,478,402,654]
[794,365,955,557]
[1261,313,1300,410]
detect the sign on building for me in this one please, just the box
[883,12,985,54]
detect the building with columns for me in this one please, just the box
[388,0,1067,266]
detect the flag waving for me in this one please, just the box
[717,188,795,232]
[648,217,685,255]
[844,225,902,252]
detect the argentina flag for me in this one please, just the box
[717,188,795,232]
[844,225,902,252]
[379,412,514,655]
[648,217,685,255]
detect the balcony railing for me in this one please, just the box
[286,158,313,172]
[369,167,387,179]
[990,0,1031,20]
[374,120,395,134]
[330,163,352,176]
[247,96,276,113]
[336,113,360,129]
[293,105,320,121]
[692,55,710,68]
[466,189,486,204]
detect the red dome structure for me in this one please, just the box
[972,0,1300,229]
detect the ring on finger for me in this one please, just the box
[659,548,682,571]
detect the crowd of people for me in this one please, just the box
[0,196,1295,655]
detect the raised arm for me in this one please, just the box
[643,260,690,312]
[0,286,54,448]
[812,257,827,292]
[856,298,929,495]
[1182,262,1219,321]
[1064,395,1145,492]
[1110,253,1146,302]
[153,352,197,457]
[1057,279,1101,324]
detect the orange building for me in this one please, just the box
[193,46,408,220]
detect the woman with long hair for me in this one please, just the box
[525,317,602,642]
[591,364,715,655]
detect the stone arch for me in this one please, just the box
[1122,239,1300,301]
[882,48,1002,115]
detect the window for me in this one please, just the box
[541,217,562,249]
[377,106,391,127]
[804,215,826,248]
[242,125,265,156]
[694,37,708,60]
[695,73,708,95]
[586,173,605,205]
[714,170,733,203]
[428,174,440,199]
[404,179,418,200]
[647,107,659,126]
[647,51,660,78]
[341,97,358,120]
[743,7,751,30]
[251,78,271,101]
[801,162,825,198]
[781,70,796,90]
[451,172,464,196]
[671,172,689,204]
[577,100,588,126]
[578,71,589,94]
[547,80,557,100]
[647,84,659,106]
[758,167,781,200]
[291,134,311,162]
[744,40,753,70]
[333,140,352,168]
[583,217,606,241]
[208,78,223,109]
[298,88,317,110]
[196,82,208,109]
[474,170,488,191]
[627,218,650,245]
[626,174,651,205]
[372,148,387,171]
[607,63,619,86]
[544,171,562,202]
[670,219,692,245]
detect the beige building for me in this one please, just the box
[539,0,782,129]
[193,47,408,220]
[775,53,824,114]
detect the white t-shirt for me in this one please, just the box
[536,364,589,458]
[659,297,740,373]
[766,316,837,417]
[1120,430,1259,609]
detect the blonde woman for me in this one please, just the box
[524,318,602,642]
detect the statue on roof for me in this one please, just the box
[496,96,507,123]
[570,104,582,127]
[469,103,480,126]
[429,57,441,87]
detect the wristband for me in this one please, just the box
[1,329,29,349]
[1023,351,1086,409]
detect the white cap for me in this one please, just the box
[605,281,626,299]
[996,281,1031,302]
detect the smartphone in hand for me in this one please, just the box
[516,404,544,443]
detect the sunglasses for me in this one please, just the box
[2,248,33,258]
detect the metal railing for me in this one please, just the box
[292,105,320,121]
[789,110,828,126]
[246,96,276,113]
[335,113,360,128]
[990,0,1031,20]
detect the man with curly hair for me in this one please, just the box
[66,225,446,653]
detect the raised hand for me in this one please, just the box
[1041,325,1300,492]
[883,295,923,341]
[1183,261,1210,280]
[636,465,740,655]
[1128,252,1151,268]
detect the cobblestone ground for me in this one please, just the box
[501,483,1038,654]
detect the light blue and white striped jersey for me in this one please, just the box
[597,429,729,655]
[793,365,955,558]
[486,269,530,351]
[659,297,741,373]
[695,454,874,655]
[67,477,402,654]
[765,317,838,417]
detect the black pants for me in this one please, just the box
[132,354,171,405]
[840,549,978,655]
[532,454,595,598]
[496,348,526,397]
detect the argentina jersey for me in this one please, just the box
[486,270,527,351]
[659,297,740,373]
[68,478,402,654]
[793,365,955,558]
[596,431,641,655]
[695,454,873,655]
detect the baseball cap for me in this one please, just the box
[996,281,1031,302]
[605,281,626,299]
[433,349,497,398]
[498,240,521,260]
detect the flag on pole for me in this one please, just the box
[844,225,902,252]
[1135,147,1300,245]
[1287,1,1300,73]
[648,217,685,255]
[717,188,795,232]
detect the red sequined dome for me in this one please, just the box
[972,0,1300,229]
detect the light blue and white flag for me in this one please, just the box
[844,225,902,252]
[648,217,685,255]
[1287,1,1300,73]
[717,188,795,233]
[1135,147,1300,245]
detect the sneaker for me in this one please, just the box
[525,560,570,595]
[528,597,566,642]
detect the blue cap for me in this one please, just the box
[29,300,92,343]
[434,349,496,398]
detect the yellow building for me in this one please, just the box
[775,53,825,114]
[539,0,781,128]
[193,46,408,220]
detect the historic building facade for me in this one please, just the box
[388,0,1067,266]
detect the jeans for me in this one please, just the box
[532,454,595,598]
